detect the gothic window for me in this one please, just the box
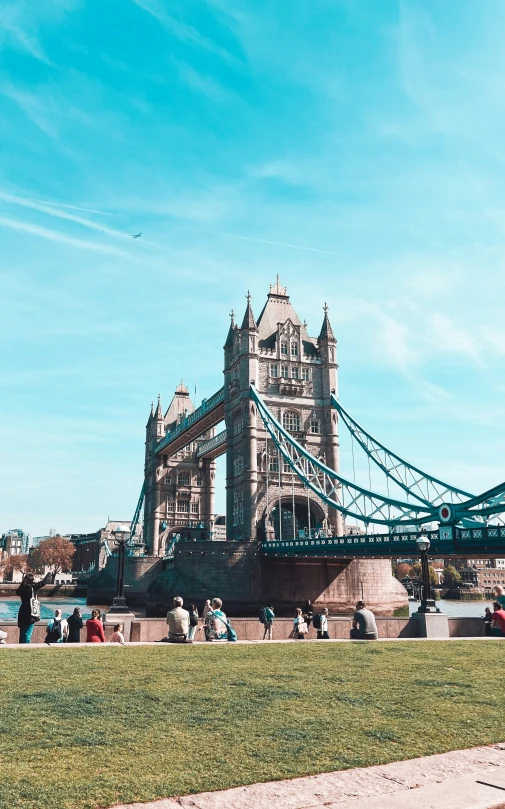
[291,366,299,380]
[270,364,278,377]
[233,417,243,435]
[178,471,190,486]
[269,455,279,473]
[165,474,171,485]
[302,367,310,381]
[291,342,298,357]
[233,491,244,525]
[191,502,199,514]
[195,474,202,486]
[280,341,288,355]
[283,459,292,473]
[177,499,189,513]
[167,501,175,512]
[234,456,244,476]
[283,411,301,433]
[281,365,288,378]
[310,418,320,434]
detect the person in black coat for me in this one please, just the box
[16,571,51,643]
[66,607,84,643]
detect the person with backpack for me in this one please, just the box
[45,609,68,645]
[313,607,330,639]
[259,605,275,640]
[202,598,237,641]
[16,571,51,644]
[188,604,199,641]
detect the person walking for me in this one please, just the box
[304,599,314,629]
[66,607,83,643]
[293,607,308,639]
[350,600,378,640]
[260,605,275,640]
[317,607,330,639]
[45,609,68,645]
[483,607,493,637]
[188,604,199,641]
[86,609,105,643]
[16,571,51,644]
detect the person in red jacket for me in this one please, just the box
[491,602,505,638]
[86,609,105,643]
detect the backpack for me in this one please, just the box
[312,613,322,630]
[259,607,267,624]
[47,619,62,642]
[189,611,198,627]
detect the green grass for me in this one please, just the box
[1,642,504,809]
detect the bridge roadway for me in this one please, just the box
[155,387,225,458]
[259,525,505,558]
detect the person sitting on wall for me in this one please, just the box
[350,600,378,640]
[491,601,505,638]
[201,598,228,642]
[166,596,191,643]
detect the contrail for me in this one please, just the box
[185,226,340,256]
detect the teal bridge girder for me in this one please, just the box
[259,525,505,559]
[155,386,225,457]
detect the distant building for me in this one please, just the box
[1,528,29,556]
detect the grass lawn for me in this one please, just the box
[1,642,504,809]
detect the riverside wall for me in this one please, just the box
[0,616,486,644]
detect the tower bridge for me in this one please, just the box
[131,279,505,614]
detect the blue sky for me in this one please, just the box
[1,0,505,538]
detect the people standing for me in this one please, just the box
[260,605,275,640]
[86,609,105,643]
[45,609,68,645]
[304,599,313,629]
[202,599,212,640]
[491,601,505,637]
[166,596,191,643]
[188,604,199,641]
[66,607,83,643]
[16,571,51,644]
[493,586,505,609]
[110,624,125,644]
[350,600,378,640]
[317,608,330,639]
[483,607,493,637]
[293,607,308,639]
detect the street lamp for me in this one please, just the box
[416,535,438,613]
[109,524,130,613]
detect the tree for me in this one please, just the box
[0,554,29,580]
[410,562,422,578]
[30,536,75,577]
[396,562,412,580]
[443,565,462,587]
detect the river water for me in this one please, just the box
[0,596,495,622]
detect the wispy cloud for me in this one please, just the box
[0,216,129,256]
[429,313,480,362]
[182,226,341,256]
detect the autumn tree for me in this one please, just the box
[443,565,462,587]
[29,536,75,577]
[396,562,412,580]
[0,554,29,580]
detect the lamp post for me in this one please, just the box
[109,524,130,613]
[416,535,438,613]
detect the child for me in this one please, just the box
[110,624,125,644]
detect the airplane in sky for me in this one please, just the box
[132,232,142,239]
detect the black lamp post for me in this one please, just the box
[109,524,130,613]
[416,536,438,614]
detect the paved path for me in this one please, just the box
[111,745,505,809]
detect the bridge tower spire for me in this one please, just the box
[318,302,342,535]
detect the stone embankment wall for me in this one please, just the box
[87,556,163,606]
[0,616,485,644]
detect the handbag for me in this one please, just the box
[30,588,41,621]
[297,621,308,635]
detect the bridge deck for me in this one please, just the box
[155,387,225,457]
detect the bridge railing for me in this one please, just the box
[197,429,227,459]
[156,386,225,455]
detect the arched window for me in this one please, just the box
[291,342,298,357]
[283,410,300,433]
[178,471,190,486]
[280,341,288,355]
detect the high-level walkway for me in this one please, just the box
[111,743,505,809]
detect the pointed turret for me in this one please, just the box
[154,394,163,420]
[145,401,154,429]
[224,309,236,350]
[318,303,335,342]
[241,291,257,330]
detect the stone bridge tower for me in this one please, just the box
[224,278,344,542]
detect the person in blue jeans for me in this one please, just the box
[262,605,275,640]
[16,571,51,643]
